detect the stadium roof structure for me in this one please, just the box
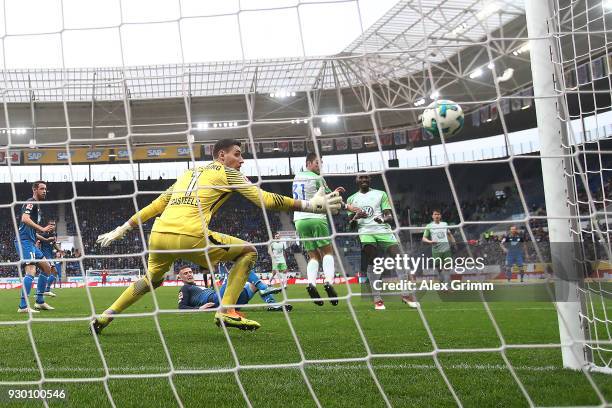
[0,0,604,146]
[1,0,528,103]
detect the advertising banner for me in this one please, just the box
[0,150,20,164]
[24,148,109,164]
[116,145,200,161]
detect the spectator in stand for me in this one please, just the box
[4,171,612,282]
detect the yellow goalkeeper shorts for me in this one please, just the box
[147,231,247,281]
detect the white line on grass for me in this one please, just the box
[272,306,557,314]
[0,363,563,374]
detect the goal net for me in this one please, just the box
[0,0,611,406]
[552,0,612,374]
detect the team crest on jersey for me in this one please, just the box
[363,206,374,217]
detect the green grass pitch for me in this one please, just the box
[0,283,611,407]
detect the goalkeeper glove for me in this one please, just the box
[302,186,343,215]
[96,222,132,247]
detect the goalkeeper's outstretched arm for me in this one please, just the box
[128,186,174,227]
[96,185,174,247]
[225,168,343,215]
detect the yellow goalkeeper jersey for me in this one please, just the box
[129,161,295,238]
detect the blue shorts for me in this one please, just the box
[506,253,524,267]
[212,284,255,307]
[14,240,44,265]
[237,285,255,305]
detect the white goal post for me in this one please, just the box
[526,0,609,373]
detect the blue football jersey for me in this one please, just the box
[18,198,41,243]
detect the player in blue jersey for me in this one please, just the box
[14,181,56,313]
[500,226,528,282]
[177,265,292,313]
[36,219,61,297]
[52,251,63,289]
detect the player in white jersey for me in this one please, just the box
[269,232,288,287]
[422,209,456,284]
[347,173,418,310]
[292,153,359,306]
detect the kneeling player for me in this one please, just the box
[347,174,417,310]
[177,266,292,313]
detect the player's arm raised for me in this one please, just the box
[97,184,174,247]
[225,168,342,215]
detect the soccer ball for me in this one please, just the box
[421,100,464,139]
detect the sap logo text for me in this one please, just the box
[86,151,103,160]
[27,152,44,161]
[117,150,130,158]
[147,149,164,157]
[177,147,190,156]
[57,152,73,161]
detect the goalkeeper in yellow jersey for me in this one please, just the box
[91,139,343,332]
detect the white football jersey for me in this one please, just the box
[424,221,451,253]
[346,189,393,234]
[292,171,330,221]
[270,241,287,264]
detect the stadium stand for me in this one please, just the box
[2,158,612,279]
